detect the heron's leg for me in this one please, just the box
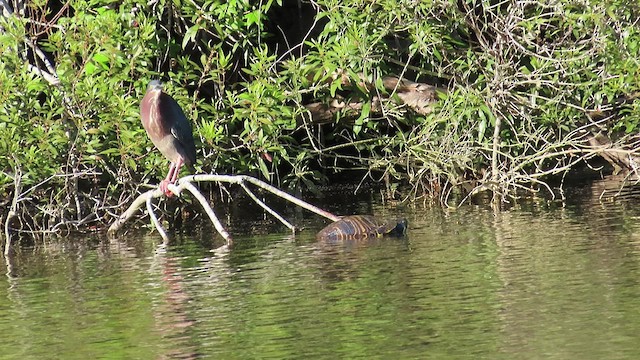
[160,162,176,194]
[166,162,177,182]
[169,158,184,184]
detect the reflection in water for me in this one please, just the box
[1,178,640,358]
[311,236,410,284]
[150,244,198,359]
[490,189,640,359]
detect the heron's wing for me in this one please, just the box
[160,93,197,164]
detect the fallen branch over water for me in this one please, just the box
[107,174,341,245]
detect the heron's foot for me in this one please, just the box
[159,180,175,197]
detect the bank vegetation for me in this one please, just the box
[1,0,640,238]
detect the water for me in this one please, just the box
[2,179,640,359]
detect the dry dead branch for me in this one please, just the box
[107,174,341,245]
[587,132,640,175]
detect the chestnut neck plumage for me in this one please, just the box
[145,89,164,139]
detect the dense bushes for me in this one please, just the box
[1,0,640,234]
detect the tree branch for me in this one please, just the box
[108,174,341,243]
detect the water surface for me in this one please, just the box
[2,179,640,359]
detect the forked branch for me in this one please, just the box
[107,174,341,245]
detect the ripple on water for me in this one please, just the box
[3,192,640,358]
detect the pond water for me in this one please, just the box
[2,179,640,359]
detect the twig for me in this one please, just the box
[108,188,165,237]
[239,182,295,232]
[236,175,341,221]
[268,0,321,71]
[490,111,503,204]
[180,181,232,245]
[146,196,169,242]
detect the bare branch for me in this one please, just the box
[108,174,341,243]
[146,196,169,242]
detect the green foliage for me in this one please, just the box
[1,0,640,231]
[0,0,160,220]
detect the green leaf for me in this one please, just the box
[258,157,270,180]
[477,117,487,143]
[329,80,341,97]
[357,101,371,125]
[245,10,261,27]
[93,52,108,62]
[182,23,201,49]
[84,62,97,75]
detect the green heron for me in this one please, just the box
[140,80,196,195]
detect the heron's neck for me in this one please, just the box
[149,91,161,129]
